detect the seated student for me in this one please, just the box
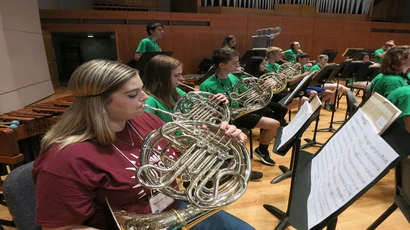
[291,53,335,111]
[200,48,280,166]
[221,35,237,50]
[33,59,255,230]
[371,46,410,98]
[143,55,263,180]
[283,41,303,64]
[346,52,373,89]
[387,85,410,133]
[310,54,355,105]
[241,56,288,126]
[134,22,164,61]
[374,40,396,64]
[265,46,309,111]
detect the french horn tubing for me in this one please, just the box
[108,106,251,230]
[229,71,287,119]
[174,82,231,124]
[277,62,302,82]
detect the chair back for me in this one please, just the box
[345,90,358,118]
[3,162,41,230]
[362,83,372,105]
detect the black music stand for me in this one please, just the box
[321,50,338,63]
[279,74,313,108]
[240,49,266,67]
[320,61,372,129]
[301,64,338,149]
[136,51,173,75]
[348,64,380,88]
[264,119,410,230]
[270,105,321,184]
[342,48,363,58]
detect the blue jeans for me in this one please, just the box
[172,201,255,230]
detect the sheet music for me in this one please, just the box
[307,109,399,229]
[278,96,321,150]
[361,92,401,134]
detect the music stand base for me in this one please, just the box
[270,170,292,184]
[301,138,323,149]
[278,165,291,174]
[263,204,289,230]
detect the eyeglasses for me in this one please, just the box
[385,44,394,47]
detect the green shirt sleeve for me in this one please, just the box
[387,86,410,127]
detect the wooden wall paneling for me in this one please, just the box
[115,31,131,63]
[41,24,82,32]
[128,25,147,59]
[39,10,83,19]
[392,34,410,46]
[127,11,171,20]
[370,22,399,30]
[279,17,314,54]
[82,24,128,33]
[246,15,283,50]
[310,36,343,62]
[210,14,248,56]
[80,10,127,20]
[171,12,210,22]
[281,17,315,36]
[342,21,371,37]
[169,26,211,74]
[313,19,344,37]
[367,33,398,49]
[276,35,313,56]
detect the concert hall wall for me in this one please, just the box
[40,10,410,74]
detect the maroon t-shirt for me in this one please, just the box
[32,113,179,229]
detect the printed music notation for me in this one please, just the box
[278,96,321,150]
[360,92,401,134]
[307,108,399,229]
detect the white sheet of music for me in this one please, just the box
[307,109,399,229]
[278,96,321,150]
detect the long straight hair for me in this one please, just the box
[245,56,265,78]
[40,59,137,153]
[143,55,182,109]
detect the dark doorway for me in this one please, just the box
[51,32,117,86]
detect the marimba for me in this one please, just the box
[0,96,74,168]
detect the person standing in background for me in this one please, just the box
[134,22,164,61]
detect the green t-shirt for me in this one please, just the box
[265,62,280,73]
[200,74,241,108]
[371,74,408,98]
[387,85,410,127]
[374,48,385,64]
[136,37,161,53]
[283,49,302,64]
[144,87,186,122]
[309,64,321,73]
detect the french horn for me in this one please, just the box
[277,62,302,81]
[174,82,231,124]
[108,106,251,230]
[229,71,286,119]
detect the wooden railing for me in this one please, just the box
[93,0,160,11]
[201,0,373,14]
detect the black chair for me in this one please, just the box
[367,157,410,229]
[361,83,372,106]
[3,162,41,230]
[344,90,360,120]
